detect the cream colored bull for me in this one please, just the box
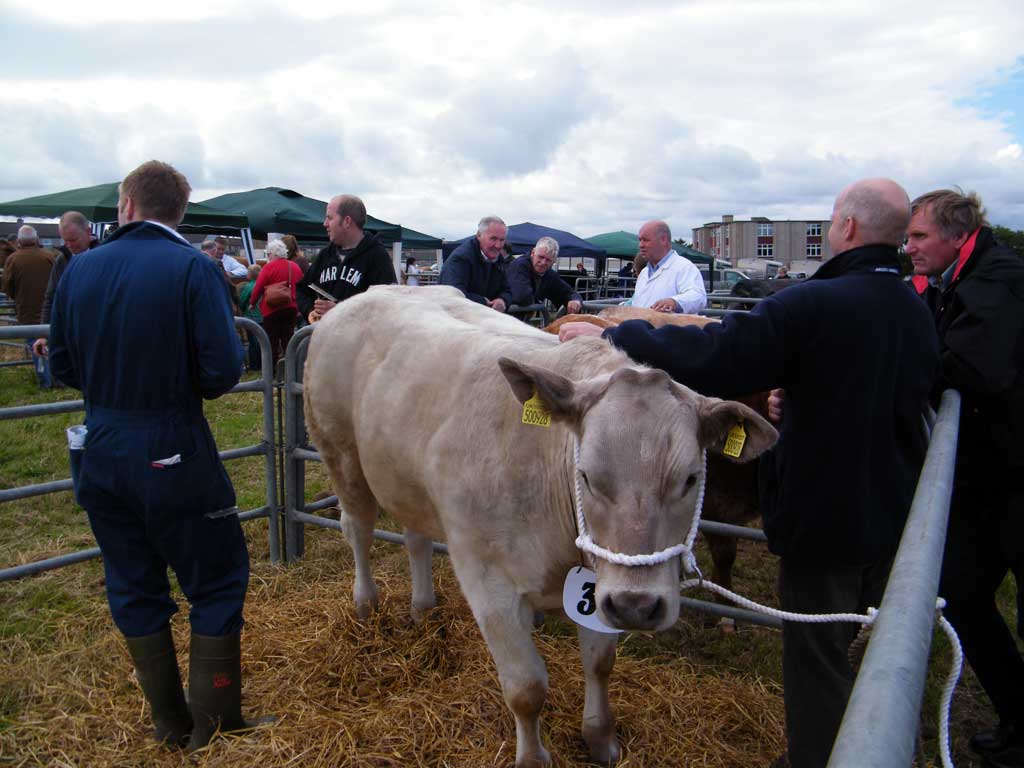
[303,285,776,767]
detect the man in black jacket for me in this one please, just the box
[560,178,939,768]
[297,194,397,322]
[907,189,1024,768]
[440,216,512,312]
[507,236,582,314]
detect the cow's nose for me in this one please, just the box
[601,591,665,630]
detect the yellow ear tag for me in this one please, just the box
[723,421,746,458]
[522,392,551,427]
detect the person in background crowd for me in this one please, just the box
[402,256,420,286]
[48,160,268,750]
[250,239,303,367]
[906,188,1024,768]
[0,235,16,269]
[200,240,241,313]
[280,234,309,277]
[212,236,248,279]
[440,216,513,312]
[33,211,100,361]
[507,236,582,314]
[630,220,706,313]
[559,178,939,768]
[296,194,397,323]
[237,264,264,372]
[575,261,588,277]
[2,225,55,387]
[775,265,790,279]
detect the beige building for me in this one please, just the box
[693,215,832,277]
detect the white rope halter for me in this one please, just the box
[572,437,705,574]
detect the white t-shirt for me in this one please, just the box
[404,265,420,286]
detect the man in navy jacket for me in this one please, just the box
[507,236,582,314]
[560,178,939,768]
[49,161,263,750]
[440,215,513,311]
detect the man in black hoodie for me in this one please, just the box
[297,194,397,322]
[907,189,1024,768]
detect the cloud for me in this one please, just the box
[433,48,604,177]
[1,0,1023,235]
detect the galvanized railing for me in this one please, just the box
[0,318,282,581]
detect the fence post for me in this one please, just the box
[283,325,314,562]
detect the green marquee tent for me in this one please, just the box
[0,182,249,231]
[199,187,406,244]
[585,231,639,259]
[586,231,714,266]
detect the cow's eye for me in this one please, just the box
[684,474,697,492]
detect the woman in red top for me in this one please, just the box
[251,239,304,367]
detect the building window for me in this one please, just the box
[806,242,822,257]
[757,242,774,258]
[757,223,774,237]
[807,222,822,236]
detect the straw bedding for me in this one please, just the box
[0,530,784,767]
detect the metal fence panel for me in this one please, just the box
[0,317,282,581]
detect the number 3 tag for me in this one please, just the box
[562,567,622,634]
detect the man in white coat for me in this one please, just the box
[631,220,707,313]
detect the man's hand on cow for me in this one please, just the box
[489,298,507,313]
[767,388,785,424]
[308,310,322,324]
[558,322,604,342]
[567,300,582,314]
[31,338,48,358]
[314,298,337,317]
[650,298,678,313]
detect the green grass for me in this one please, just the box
[0,361,1018,767]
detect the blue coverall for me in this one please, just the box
[49,221,249,638]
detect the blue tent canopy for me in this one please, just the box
[443,222,606,262]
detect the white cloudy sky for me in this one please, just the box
[2,0,1023,239]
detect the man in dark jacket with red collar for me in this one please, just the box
[49,161,266,750]
[559,178,939,768]
[440,215,513,312]
[907,189,1024,768]
[296,194,397,323]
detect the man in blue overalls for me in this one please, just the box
[49,160,262,749]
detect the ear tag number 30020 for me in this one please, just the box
[562,567,622,634]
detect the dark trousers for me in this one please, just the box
[939,485,1024,725]
[76,408,250,638]
[262,307,297,367]
[778,557,891,768]
[246,321,263,372]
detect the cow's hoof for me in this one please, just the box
[354,589,379,619]
[410,600,436,624]
[515,746,551,768]
[583,724,620,765]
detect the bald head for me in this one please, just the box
[638,220,672,266]
[828,178,910,255]
[59,211,92,255]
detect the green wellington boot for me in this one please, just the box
[187,631,273,750]
[124,628,192,747]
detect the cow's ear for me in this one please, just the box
[697,397,778,462]
[498,357,580,421]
